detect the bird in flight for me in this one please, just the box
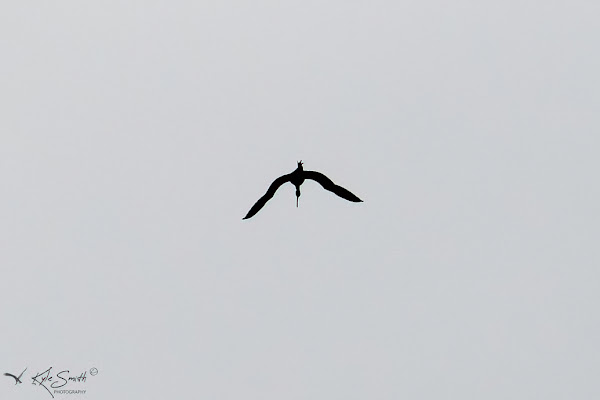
[4,367,27,385]
[243,161,362,219]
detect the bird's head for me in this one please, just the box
[297,160,303,170]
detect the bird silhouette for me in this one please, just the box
[243,161,362,219]
[4,368,27,385]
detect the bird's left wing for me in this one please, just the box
[243,173,292,219]
[4,373,18,384]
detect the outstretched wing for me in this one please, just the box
[243,173,292,219]
[16,368,27,381]
[4,373,19,384]
[304,171,363,202]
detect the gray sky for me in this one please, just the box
[1,1,599,399]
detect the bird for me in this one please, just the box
[4,367,27,385]
[243,161,362,219]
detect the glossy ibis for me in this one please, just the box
[243,161,362,219]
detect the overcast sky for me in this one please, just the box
[1,1,599,399]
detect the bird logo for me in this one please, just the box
[4,367,27,385]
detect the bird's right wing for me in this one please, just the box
[243,173,292,219]
[16,368,27,380]
[304,171,363,202]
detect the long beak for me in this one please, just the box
[296,196,298,207]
